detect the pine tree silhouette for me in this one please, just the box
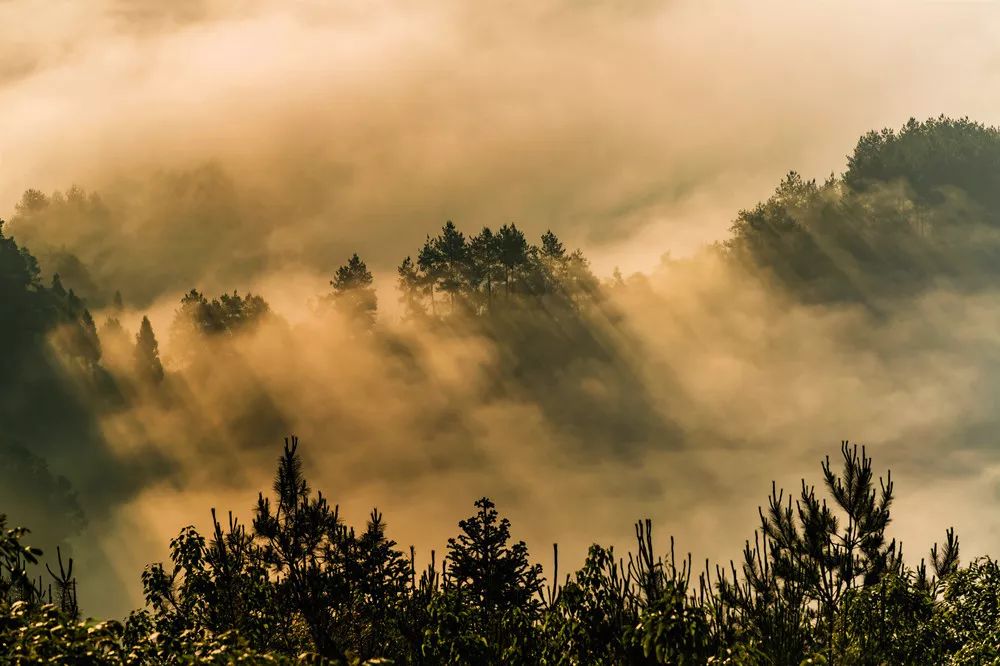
[134,316,164,384]
[330,253,377,327]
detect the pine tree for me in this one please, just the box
[417,237,443,315]
[100,317,125,340]
[253,437,349,660]
[397,256,426,320]
[134,316,164,384]
[78,308,102,365]
[447,497,543,618]
[497,224,529,297]
[51,273,66,298]
[99,316,130,367]
[538,230,570,295]
[540,230,565,259]
[331,253,377,327]
[469,227,501,312]
[434,221,468,306]
[347,509,411,658]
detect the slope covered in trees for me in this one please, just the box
[7,116,1000,660]
[0,220,118,556]
[727,117,1000,304]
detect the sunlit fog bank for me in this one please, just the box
[4,0,1000,624]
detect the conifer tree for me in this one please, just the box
[253,437,350,660]
[540,230,565,259]
[134,315,164,384]
[330,253,377,327]
[417,236,443,315]
[496,224,529,297]
[101,316,125,339]
[51,273,66,298]
[469,227,501,311]
[99,315,130,368]
[447,497,543,619]
[433,221,468,306]
[396,256,426,320]
[346,509,411,658]
[175,289,224,336]
[78,308,102,365]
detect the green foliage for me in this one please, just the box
[540,545,634,664]
[418,588,490,664]
[631,587,711,665]
[1,602,127,664]
[845,117,1000,209]
[832,574,937,664]
[717,443,906,664]
[439,497,543,663]
[0,438,995,664]
[0,515,42,605]
[252,438,351,660]
[0,220,120,520]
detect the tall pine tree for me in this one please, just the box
[134,315,164,384]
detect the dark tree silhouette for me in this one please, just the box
[330,253,377,327]
[252,437,350,661]
[447,498,543,622]
[134,316,164,384]
[399,221,596,317]
[396,255,426,320]
[171,288,271,347]
[496,224,529,297]
[469,226,502,311]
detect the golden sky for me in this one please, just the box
[3,0,999,276]
[6,0,1000,618]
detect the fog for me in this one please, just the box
[3,0,1000,618]
[4,1,1000,286]
[43,250,1000,617]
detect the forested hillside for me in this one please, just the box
[727,117,1000,303]
[6,117,1000,662]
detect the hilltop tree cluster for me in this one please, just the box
[727,117,1000,304]
[172,289,271,338]
[397,223,598,319]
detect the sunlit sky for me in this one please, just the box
[3,1,1000,275]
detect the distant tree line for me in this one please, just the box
[16,116,1000,386]
[396,222,598,319]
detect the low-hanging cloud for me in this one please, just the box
[4,0,1000,292]
[4,0,1000,621]
[49,251,1000,619]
